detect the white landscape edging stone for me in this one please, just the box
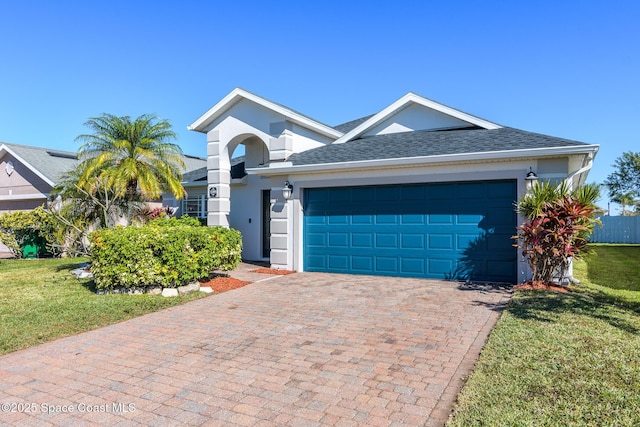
[161,288,179,297]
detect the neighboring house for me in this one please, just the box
[0,143,79,213]
[0,141,206,254]
[188,88,599,283]
[0,142,207,213]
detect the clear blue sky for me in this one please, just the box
[1,1,638,212]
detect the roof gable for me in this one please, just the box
[188,88,343,140]
[0,143,79,186]
[333,92,501,144]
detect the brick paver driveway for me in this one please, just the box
[0,272,510,426]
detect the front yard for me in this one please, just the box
[0,258,206,355]
[449,245,640,426]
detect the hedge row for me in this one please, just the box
[90,218,242,290]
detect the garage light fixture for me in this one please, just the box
[525,168,538,191]
[282,181,293,200]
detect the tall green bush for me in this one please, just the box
[0,207,62,257]
[90,219,242,290]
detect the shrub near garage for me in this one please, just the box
[90,217,242,291]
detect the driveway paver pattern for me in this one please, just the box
[0,271,510,426]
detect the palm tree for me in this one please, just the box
[612,191,638,216]
[76,113,186,203]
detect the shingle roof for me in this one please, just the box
[333,115,374,134]
[0,142,80,184]
[287,127,592,166]
[182,156,245,183]
[1,142,208,185]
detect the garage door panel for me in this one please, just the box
[306,255,326,269]
[401,258,425,274]
[328,214,349,225]
[428,258,455,275]
[304,181,516,282]
[352,213,374,224]
[401,186,426,201]
[328,233,349,247]
[457,182,485,199]
[429,214,454,224]
[376,186,401,201]
[328,255,349,269]
[486,233,513,251]
[329,188,351,202]
[306,233,326,247]
[401,234,425,249]
[401,214,425,224]
[376,257,398,272]
[488,181,516,198]
[428,234,453,250]
[352,233,373,248]
[376,234,398,248]
[352,187,375,201]
[457,212,485,225]
[352,256,373,272]
[376,214,398,224]
[428,184,455,200]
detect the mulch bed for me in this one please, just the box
[513,280,569,293]
[250,268,296,275]
[199,277,251,293]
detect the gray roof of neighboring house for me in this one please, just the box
[181,155,207,181]
[1,142,80,183]
[1,142,207,184]
[287,127,593,166]
[182,156,246,183]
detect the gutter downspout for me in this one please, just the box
[564,151,596,190]
[563,151,597,285]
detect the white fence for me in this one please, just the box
[590,216,640,244]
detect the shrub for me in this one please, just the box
[514,195,595,284]
[90,220,242,290]
[132,206,174,225]
[0,207,62,257]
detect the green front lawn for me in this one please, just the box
[449,245,640,426]
[0,258,206,355]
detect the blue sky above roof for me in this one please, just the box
[0,0,638,212]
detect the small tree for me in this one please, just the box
[611,191,638,216]
[604,151,640,210]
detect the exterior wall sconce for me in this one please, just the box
[282,181,293,200]
[525,168,538,191]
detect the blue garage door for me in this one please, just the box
[303,180,517,282]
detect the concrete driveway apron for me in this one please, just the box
[0,272,510,426]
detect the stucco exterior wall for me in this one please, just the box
[229,175,273,261]
[0,153,52,197]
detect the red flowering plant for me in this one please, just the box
[514,195,597,285]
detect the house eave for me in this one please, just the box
[187,88,343,139]
[247,144,600,176]
[0,193,48,201]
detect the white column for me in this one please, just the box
[269,121,293,162]
[269,183,294,270]
[206,130,231,227]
